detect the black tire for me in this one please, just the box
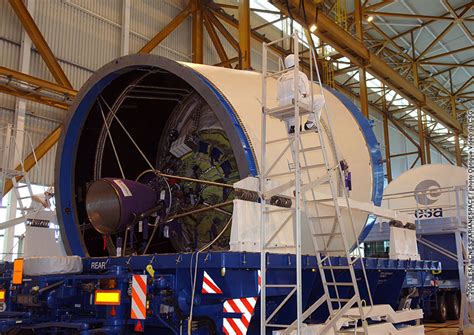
[404,222,416,230]
[432,293,448,323]
[446,291,460,320]
[389,220,404,228]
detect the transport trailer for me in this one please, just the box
[0,55,439,334]
[365,164,468,326]
[0,253,440,334]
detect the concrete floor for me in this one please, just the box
[424,321,460,334]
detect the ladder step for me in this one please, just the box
[266,284,296,288]
[317,249,346,253]
[264,208,294,214]
[264,103,312,120]
[18,196,31,200]
[265,67,294,78]
[313,232,342,237]
[326,282,354,287]
[266,324,292,328]
[314,198,334,202]
[329,298,351,303]
[265,129,316,145]
[288,128,320,139]
[14,184,29,188]
[267,164,326,178]
[297,163,327,171]
[310,215,336,220]
[300,145,322,153]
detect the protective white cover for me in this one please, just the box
[22,210,67,258]
[186,64,377,251]
[23,227,67,258]
[389,227,420,260]
[230,199,295,253]
[382,164,467,213]
[23,256,83,276]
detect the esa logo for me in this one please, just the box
[414,180,441,205]
[415,208,443,219]
[90,261,107,270]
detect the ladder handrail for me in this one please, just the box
[0,124,38,216]
[310,45,374,307]
[260,31,372,335]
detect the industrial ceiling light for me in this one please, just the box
[309,24,317,32]
[367,15,374,22]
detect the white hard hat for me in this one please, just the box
[284,54,298,68]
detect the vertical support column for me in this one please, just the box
[192,0,203,64]
[3,0,34,261]
[412,59,426,165]
[412,62,419,87]
[358,69,369,118]
[383,114,392,183]
[417,108,426,165]
[450,96,457,118]
[425,138,431,163]
[382,86,392,183]
[354,0,368,118]
[354,0,363,39]
[424,115,431,164]
[121,0,130,56]
[450,94,462,166]
[239,0,251,70]
[455,134,462,166]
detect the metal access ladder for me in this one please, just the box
[259,32,373,335]
[0,124,36,215]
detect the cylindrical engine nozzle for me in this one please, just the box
[85,178,157,235]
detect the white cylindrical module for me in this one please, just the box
[365,164,467,242]
[382,164,467,223]
[56,55,383,257]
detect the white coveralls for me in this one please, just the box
[277,69,325,131]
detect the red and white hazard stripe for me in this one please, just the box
[223,297,258,335]
[223,317,249,335]
[201,271,223,294]
[131,274,147,320]
[257,270,261,294]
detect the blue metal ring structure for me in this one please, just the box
[325,87,384,244]
[56,55,383,257]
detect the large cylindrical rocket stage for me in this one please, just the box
[56,55,383,257]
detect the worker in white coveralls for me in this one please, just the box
[277,54,325,133]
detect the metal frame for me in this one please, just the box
[383,185,471,332]
[260,32,371,335]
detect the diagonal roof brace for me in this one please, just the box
[9,0,73,89]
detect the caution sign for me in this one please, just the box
[131,275,147,320]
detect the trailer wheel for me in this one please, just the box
[432,293,447,323]
[446,291,460,320]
